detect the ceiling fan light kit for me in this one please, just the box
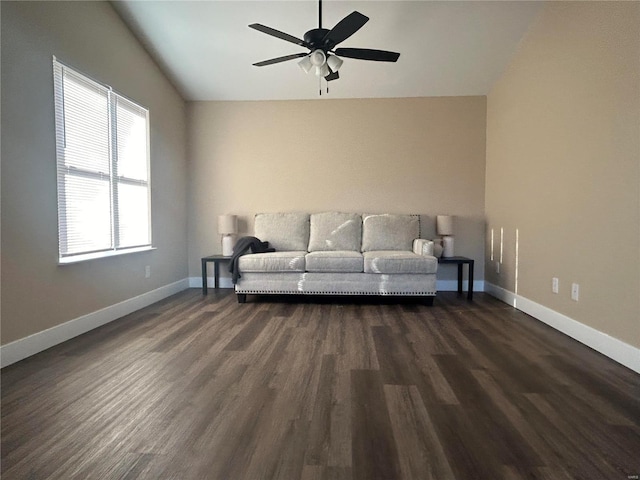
[249,0,400,93]
[316,63,330,78]
[327,55,343,73]
[310,49,326,67]
[298,51,343,79]
[298,56,313,74]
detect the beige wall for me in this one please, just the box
[187,97,487,284]
[486,2,640,347]
[1,2,188,345]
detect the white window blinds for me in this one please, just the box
[53,58,151,262]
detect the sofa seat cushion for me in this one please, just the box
[308,212,362,252]
[362,214,420,252]
[238,251,306,273]
[363,251,437,274]
[254,212,310,251]
[305,251,364,273]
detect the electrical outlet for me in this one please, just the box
[552,277,559,294]
[145,265,151,278]
[571,283,579,301]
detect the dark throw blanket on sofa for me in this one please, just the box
[228,236,275,284]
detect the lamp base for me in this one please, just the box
[432,238,443,258]
[222,235,235,257]
[442,236,454,257]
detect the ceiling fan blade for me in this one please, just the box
[323,11,369,46]
[253,53,308,67]
[325,71,339,82]
[334,48,400,62]
[249,24,308,47]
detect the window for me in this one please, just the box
[53,58,151,263]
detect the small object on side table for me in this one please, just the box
[201,254,232,295]
[218,215,238,257]
[436,215,455,257]
[438,256,474,300]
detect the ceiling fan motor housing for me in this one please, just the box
[303,29,335,52]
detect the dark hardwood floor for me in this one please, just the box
[2,290,639,479]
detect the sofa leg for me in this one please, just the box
[423,296,434,306]
[237,294,247,304]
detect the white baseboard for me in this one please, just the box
[189,277,484,293]
[437,279,484,292]
[189,276,234,289]
[485,282,518,307]
[0,279,190,368]
[485,282,640,374]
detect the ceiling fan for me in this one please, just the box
[249,0,400,86]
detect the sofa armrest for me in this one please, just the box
[413,239,434,256]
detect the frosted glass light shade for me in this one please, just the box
[298,56,313,73]
[436,215,454,236]
[218,214,237,235]
[309,49,326,67]
[327,55,343,72]
[316,64,330,77]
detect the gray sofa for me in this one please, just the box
[234,212,438,304]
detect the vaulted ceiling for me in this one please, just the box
[112,1,542,101]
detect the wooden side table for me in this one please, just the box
[438,256,475,300]
[201,255,232,295]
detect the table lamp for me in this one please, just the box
[436,215,454,257]
[218,214,237,256]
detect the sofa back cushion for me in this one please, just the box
[308,212,362,252]
[361,214,419,252]
[254,212,310,251]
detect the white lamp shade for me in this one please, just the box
[327,55,343,72]
[298,55,313,73]
[218,214,237,235]
[316,64,330,77]
[436,215,454,236]
[309,49,326,67]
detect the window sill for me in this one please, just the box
[58,246,156,265]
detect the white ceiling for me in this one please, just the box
[112,1,542,101]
